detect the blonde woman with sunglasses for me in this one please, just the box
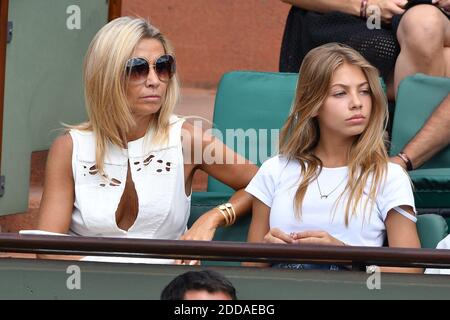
[34,17,257,263]
[246,43,422,273]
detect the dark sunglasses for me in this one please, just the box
[125,54,176,83]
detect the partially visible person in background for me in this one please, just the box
[389,94,450,171]
[279,1,450,171]
[160,270,237,300]
[279,0,449,100]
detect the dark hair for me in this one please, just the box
[160,270,237,300]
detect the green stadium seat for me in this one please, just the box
[189,72,297,256]
[390,74,450,209]
[207,71,298,193]
[416,214,448,249]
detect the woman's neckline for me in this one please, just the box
[127,134,147,144]
[321,165,348,170]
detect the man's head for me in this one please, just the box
[160,270,237,300]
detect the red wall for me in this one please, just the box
[123,0,291,88]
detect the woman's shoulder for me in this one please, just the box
[180,117,194,133]
[67,128,95,150]
[260,154,298,172]
[251,155,302,191]
[68,127,94,137]
[48,133,73,164]
[375,162,412,196]
[261,155,283,168]
[180,117,215,149]
[51,133,73,151]
[67,128,96,151]
[180,116,208,135]
[386,162,410,180]
[170,114,184,125]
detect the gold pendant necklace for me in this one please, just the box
[316,176,347,199]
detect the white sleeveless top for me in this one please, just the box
[68,115,191,242]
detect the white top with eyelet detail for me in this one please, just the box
[68,116,190,263]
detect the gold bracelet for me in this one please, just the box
[224,203,236,225]
[223,205,232,225]
[216,206,230,226]
[216,203,236,227]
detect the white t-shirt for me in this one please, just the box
[245,155,416,247]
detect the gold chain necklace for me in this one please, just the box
[316,175,347,200]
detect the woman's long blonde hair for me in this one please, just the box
[279,43,389,225]
[71,17,179,175]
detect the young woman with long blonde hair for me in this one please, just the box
[34,17,257,263]
[246,43,421,272]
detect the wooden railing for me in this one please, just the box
[1,233,450,270]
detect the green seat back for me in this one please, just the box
[191,71,298,264]
[190,71,298,250]
[389,74,450,208]
[409,168,450,208]
[207,71,298,193]
[416,214,448,249]
[190,192,250,242]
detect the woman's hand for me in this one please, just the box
[175,209,223,266]
[291,231,347,246]
[180,209,222,241]
[368,0,407,23]
[263,228,295,244]
[433,0,450,12]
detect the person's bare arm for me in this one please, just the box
[242,198,273,267]
[381,205,423,273]
[281,0,406,22]
[392,95,450,170]
[35,134,81,260]
[37,134,75,233]
[180,122,258,241]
